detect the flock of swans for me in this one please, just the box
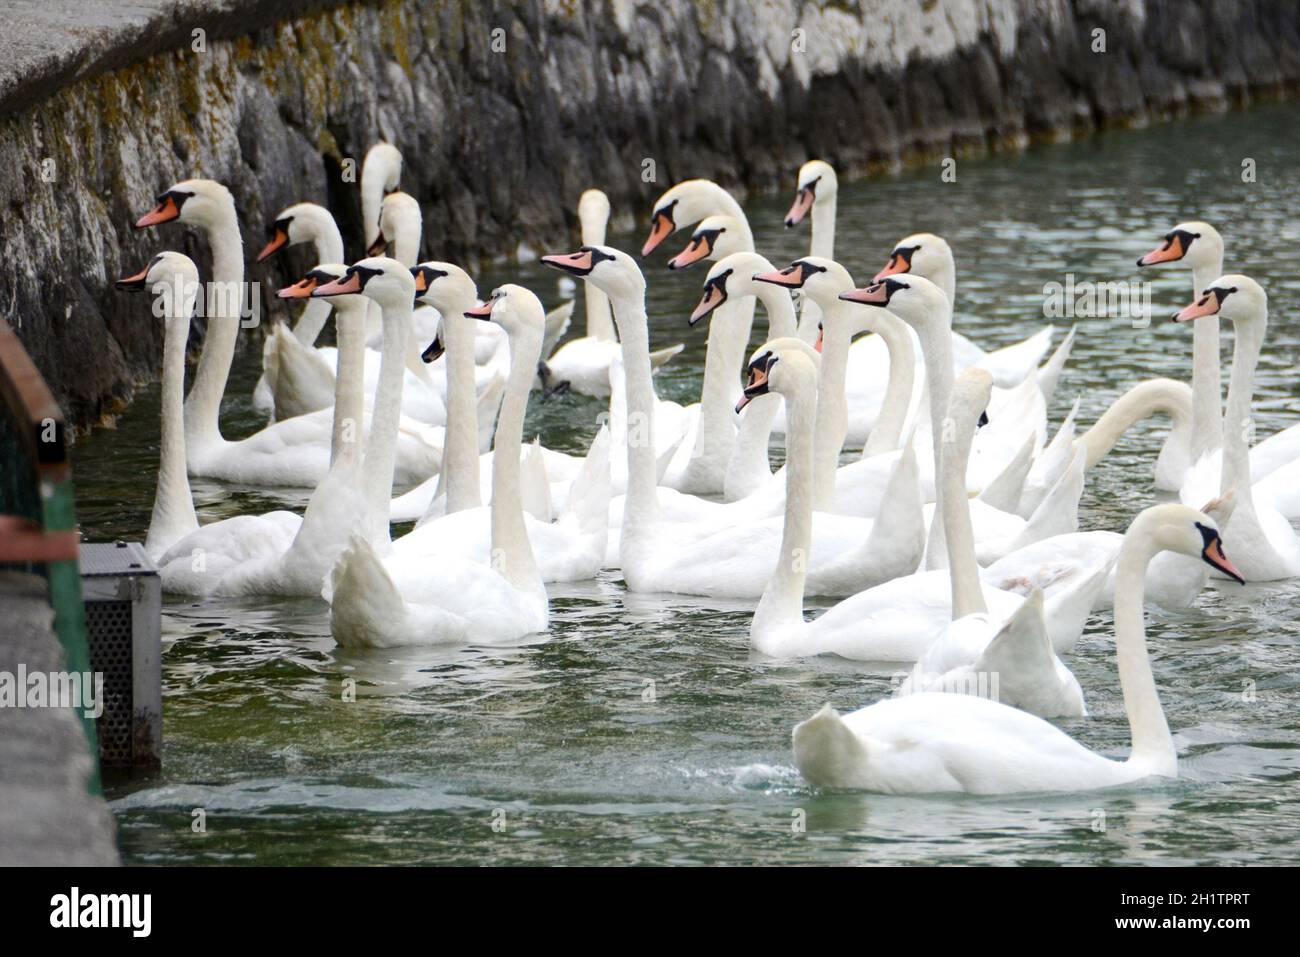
[113,142,1299,797]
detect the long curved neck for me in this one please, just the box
[147,294,200,558]
[330,298,367,468]
[854,310,914,456]
[754,381,816,632]
[812,300,854,509]
[441,294,483,514]
[183,212,243,450]
[810,197,836,259]
[491,326,543,592]
[292,224,347,346]
[580,216,616,342]
[938,408,985,618]
[756,287,798,340]
[1221,315,1263,500]
[1113,530,1176,771]
[1079,379,1192,470]
[913,311,955,475]
[691,296,753,468]
[360,298,412,544]
[610,288,659,568]
[1189,259,1225,458]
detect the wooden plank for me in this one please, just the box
[0,318,68,478]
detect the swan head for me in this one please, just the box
[666,214,747,270]
[872,233,954,300]
[368,192,422,259]
[1137,504,1244,584]
[277,263,348,301]
[1172,274,1265,327]
[311,257,414,309]
[753,256,852,309]
[134,179,234,230]
[641,179,731,256]
[541,245,644,301]
[410,262,478,363]
[949,367,994,434]
[737,338,820,413]
[839,273,948,331]
[115,251,201,318]
[464,284,545,341]
[258,202,336,262]
[1137,221,1223,272]
[361,143,403,246]
[691,251,777,325]
[784,159,837,228]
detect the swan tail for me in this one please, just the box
[1013,443,1086,550]
[1017,397,1081,518]
[519,439,555,522]
[270,322,337,420]
[649,342,686,370]
[475,373,507,453]
[560,425,612,537]
[792,704,869,788]
[864,443,924,581]
[1035,324,1077,405]
[326,533,408,648]
[540,299,576,362]
[654,431,686,484]
[978,431,1034,514]
[978,324,1053,388]
[975,590,1081,718]
[1041,559,1111,656]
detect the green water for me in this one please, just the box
[83,104,1300,865]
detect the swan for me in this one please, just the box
[538,189,683,397]
[872,232,1055,392]
[1140,222,1300,515]
[115,253,366,597]
[132,178,440,488]
[748,350,1101,662]
[791,503,1244,794]
[252,200,344,418]
[326,275,550,647]
[1173,276,1300,580]
[689,251,799,501]
[782,159,837,342]
[542,246,924,598]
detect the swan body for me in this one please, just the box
[793,503,1243,794]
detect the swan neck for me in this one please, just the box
[812,300,854,508]
[856,309,914,456]
[810,197,836,259]
[491,325,544,592]
[758,287,798,340]
[755,383,816,632]
[611,291,659,567]
[148,298,199,557]
[579,215,617,342]
[1080,380,1191,470]
[330,298,367,468]
[183,212,244,451]
[1221,315,1263,499]
[939,406,986,618]
[689,297,752,474]
[292,297,333,347]
[1113,532,1176,769]
[442,295,484,514]
[1189,262,1224,457]
[360,300,412,543]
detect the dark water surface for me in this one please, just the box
[80,104,1300,865]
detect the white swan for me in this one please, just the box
[252,200,344,418]
[327,274,550,647]
[1174,276,1300,580]
[538,189,683,397]
[132,179,440,488]
[542,246,924,598]
[791,503,1243,794]
[116,253,365,597]
[783,159,837,341]
[749,353,1100,666]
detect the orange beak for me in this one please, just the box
[641,211,674,257]
[785,187,815,227]
[277,276,320,299]
[464,300,496,319]
[115,265,152,290]
[135,195,180,229]
[839,283,891,305]
[258,227,290,262]
[413,269,429,294]
[814,324,824,353]
[689,284,726,325]
[873,253,910,283]
[312,273,364,297]
[736,364,771,413]
[1203,535,1245,584]
[1138,234,1187,267]
[667,236,712,270]
[541,250,595,275]
[1173,293,1221,323]
[752,267,805,288]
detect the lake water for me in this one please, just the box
[81,103,1300,865]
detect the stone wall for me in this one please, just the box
[2,0,1299,426]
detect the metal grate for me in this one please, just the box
[85,600,135,767]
